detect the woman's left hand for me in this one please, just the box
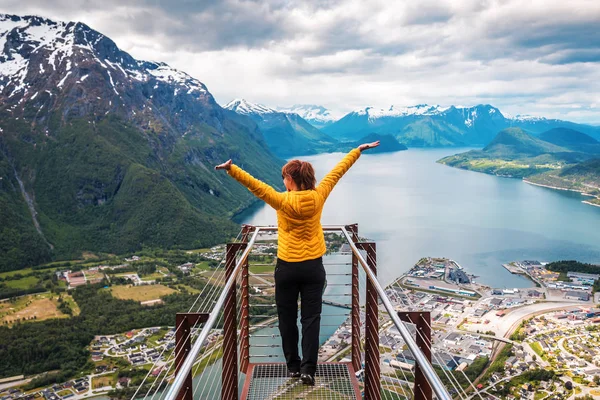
[359,141,380,152]
[215,159,232,170]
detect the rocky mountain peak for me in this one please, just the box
[0,13,217,136]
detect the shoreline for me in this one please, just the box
[523,179,600,207]
[583,200,600,208]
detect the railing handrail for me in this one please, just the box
[164,224,451,400]
[163,227,261,400]
[339,226,452,400]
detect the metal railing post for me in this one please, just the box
[174,313,209,400]
[163,228,260,400]
[346,224,362,374]
[357,242,380,400]
[222,242,245,400]
[340,227,451,400]
[399,312,433,400]
[239,225,253,374]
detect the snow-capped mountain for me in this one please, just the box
[276,104,338,129]
[225,99,337,157]
[0,16,207,98]
[354,104,451,119]
[0,13,254,137]
[0,14,283,270]
[324,103,599,147]
[225,98,277,116]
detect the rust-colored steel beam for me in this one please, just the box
[346,224,362,373]
[239,225,253,374]
[222,242,246,400]
[174,313,209,400]
[357,242,380,400]
[398,312,432,400]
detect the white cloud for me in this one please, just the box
[1,0,600,123]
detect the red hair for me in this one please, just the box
[282,160,316,190]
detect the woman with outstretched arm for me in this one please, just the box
[215,141,379,385]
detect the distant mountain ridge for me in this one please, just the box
[225,99,338,157]
[276,104,338,129]
[0,14,284,271]
[323,104,600,147]
[538,128,600,154]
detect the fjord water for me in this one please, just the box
[240,148,600,289]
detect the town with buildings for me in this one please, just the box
[1,251,600,400]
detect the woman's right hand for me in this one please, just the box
[358,141,380,152]
[214,159,232,170]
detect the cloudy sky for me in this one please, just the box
[2,0,600,123]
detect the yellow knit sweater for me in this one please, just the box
[227,148,361,262]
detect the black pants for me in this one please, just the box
[275,257,325,376]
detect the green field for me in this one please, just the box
[110,284,177,302]
[530,341,544,357]
[92,373,117,389]
[192,261,212,273]
[249,264,275,274]
[140,272,165,281]
[0,268,34,279]
[62,294,81,316]
[0,293,72,325]
[4,276,40,289]
[176,284,201,294]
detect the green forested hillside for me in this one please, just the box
[0,147,52,270]
[0,112,283,272]
[538,128,600,153]
[482,127,566,156]
[526,159,600,206]
[438,127,600,205]
[438,127,597,178]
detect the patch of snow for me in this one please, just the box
[126,69,145,81]
[512,114,547,122]
[0,16,28,51]
[106,70,119,95]
[145,61,207,94]
[105,59,127,77]
[80,74,89,82]
[57,71,72,88]
[31,92,38,100]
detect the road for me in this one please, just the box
[0,378,32,391]
[467,373,520,400]
[464,301,583,338]
[557,334,594,369]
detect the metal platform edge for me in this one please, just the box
[240,362,362,400]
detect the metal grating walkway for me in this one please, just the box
[242,363,361,400]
